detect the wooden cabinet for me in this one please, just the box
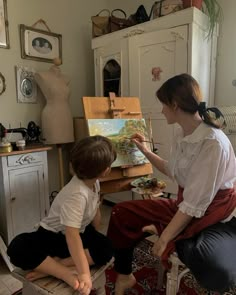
[92,7,218,194]
[0,148,51,245]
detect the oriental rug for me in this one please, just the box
[104,239,236,295]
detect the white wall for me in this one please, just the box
[0,0,108,193]
[215,0,236,106]
[0,0,235,195]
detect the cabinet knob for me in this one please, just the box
[11,197,16,201]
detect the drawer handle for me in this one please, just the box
[16,155,35,165]
[11,197,16,201]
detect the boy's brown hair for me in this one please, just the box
[70,135,117,179]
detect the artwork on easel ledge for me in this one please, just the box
[87,118,150,168]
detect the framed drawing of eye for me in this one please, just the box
[16,66,37,103]
[0,72,6,95]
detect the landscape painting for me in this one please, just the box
[87,118,150,168]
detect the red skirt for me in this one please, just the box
[107,187,236,268]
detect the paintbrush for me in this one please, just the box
[124,137,162,144]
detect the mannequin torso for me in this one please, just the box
[35,65,74,144]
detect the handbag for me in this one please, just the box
[91,9,111,38]
[129,5,150,25]
[110,9,133,32]
[152,0,183,19]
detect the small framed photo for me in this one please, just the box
[0,0,10,49]
[20,24,62,63]
[16,66,37,103]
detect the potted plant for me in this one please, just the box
[182,0,223,38]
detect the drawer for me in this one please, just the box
[7,152,43,167]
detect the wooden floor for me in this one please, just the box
[0,203,113,295]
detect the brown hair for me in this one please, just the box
[156,73,225,129]
[70,135,117,179]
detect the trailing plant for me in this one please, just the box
[202,0,223,38]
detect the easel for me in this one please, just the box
[82,93,153,194]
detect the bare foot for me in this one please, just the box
[26,271,48,281]
[142,224,158,235]
[61,271,80,290]
[26,269,79,290]
[115,273,136,295]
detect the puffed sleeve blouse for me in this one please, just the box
[165,122,236,218]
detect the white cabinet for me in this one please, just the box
[92,7,218,194]
[0,149,51,245]
[94,39,129,97]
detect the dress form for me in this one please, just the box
[35,61,74,144]
[35,58,74,188]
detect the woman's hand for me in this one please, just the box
[131,133,150,154]
[152,236,168,257]
[77,273,92,295]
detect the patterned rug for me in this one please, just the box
[11,239,236,295]
[105,239,236,295]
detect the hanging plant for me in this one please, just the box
[182,0,223,38]
[202,0,223,38]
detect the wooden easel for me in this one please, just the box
[82,93,153,194]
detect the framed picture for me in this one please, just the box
[20,24,62,63]
[87,118,150,168]
[15,66,37,103]
[0,0,10,49]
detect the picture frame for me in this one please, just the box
[15,66,37,103]
[0,0,10,49]
[20,24,62,63]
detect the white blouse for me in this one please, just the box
[165,122,236,219]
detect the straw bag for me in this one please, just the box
[91,9,111,38]
[110,9,133,32]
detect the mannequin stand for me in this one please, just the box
[57,144,64,189]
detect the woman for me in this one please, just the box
[107,73,236,294]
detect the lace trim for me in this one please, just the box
[178,201,205,218]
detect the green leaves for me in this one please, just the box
[202,0,223,39]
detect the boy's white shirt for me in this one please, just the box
[39,175,100,233]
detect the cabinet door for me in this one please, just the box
[8,165,45,240]
[129,26,188,194]
[129,25,188,113]
[94,39,129,96]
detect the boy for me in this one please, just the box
[7,135,117,295]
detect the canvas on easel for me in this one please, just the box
[79,95,153,194]
[87,118,150,167]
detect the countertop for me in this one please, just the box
[0,145,53,157]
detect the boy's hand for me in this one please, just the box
[78,273,92,295]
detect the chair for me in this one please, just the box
[12,257,114,295]
[166,252,190,295]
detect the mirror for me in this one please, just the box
[21,78,33,98]
[0,72,6,95]
[103,59,121,97]
[16,66,37,103]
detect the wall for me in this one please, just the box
[215,0,236,106]
[0,0,108,193]
[1,0,235,195]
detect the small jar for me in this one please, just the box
[16,139,26,151]
[0,142,13,153]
